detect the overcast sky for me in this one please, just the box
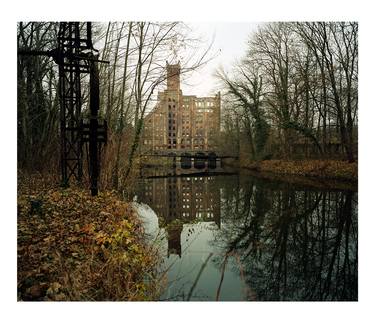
[181,22,259,97]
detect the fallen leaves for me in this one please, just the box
[17,174,161,301]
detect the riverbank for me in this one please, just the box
[17,172,162,301]
[239,159,357,183]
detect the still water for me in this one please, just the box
[133,173,357,301]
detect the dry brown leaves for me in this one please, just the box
[17,175,161,301]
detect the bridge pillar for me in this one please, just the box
[193,153,206,170]
[181,153,192,169]
[208,152,217,169]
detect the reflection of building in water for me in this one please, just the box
[140,176,221,257]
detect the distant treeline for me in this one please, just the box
[217,22,358,162]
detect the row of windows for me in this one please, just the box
[143,139,163,145]
[197,108,215,113]
[182,177,210,184]
[148,127,205,135]
[180,211,215,217]
[176,137,204,143]
[165,100,215,109]
[196,101,215,107]
[145,192,215,203]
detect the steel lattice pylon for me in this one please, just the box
[58,22,91,185]
[19,22,108,196]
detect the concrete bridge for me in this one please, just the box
[140,150,238,170]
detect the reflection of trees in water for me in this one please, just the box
[215,177,357,301]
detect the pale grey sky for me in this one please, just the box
[181,22,259,97]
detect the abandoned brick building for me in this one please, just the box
[142,63,221,151]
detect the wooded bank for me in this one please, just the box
[239,159,357,182]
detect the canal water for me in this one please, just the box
[133,173,357,301]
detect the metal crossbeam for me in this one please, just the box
[19,22,108,196]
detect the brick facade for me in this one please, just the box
[142,63,220,152]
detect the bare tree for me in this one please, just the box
[217,65,269,160]
[295,22,358,162]
[17,22,60,171]
[218,22,357,161]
